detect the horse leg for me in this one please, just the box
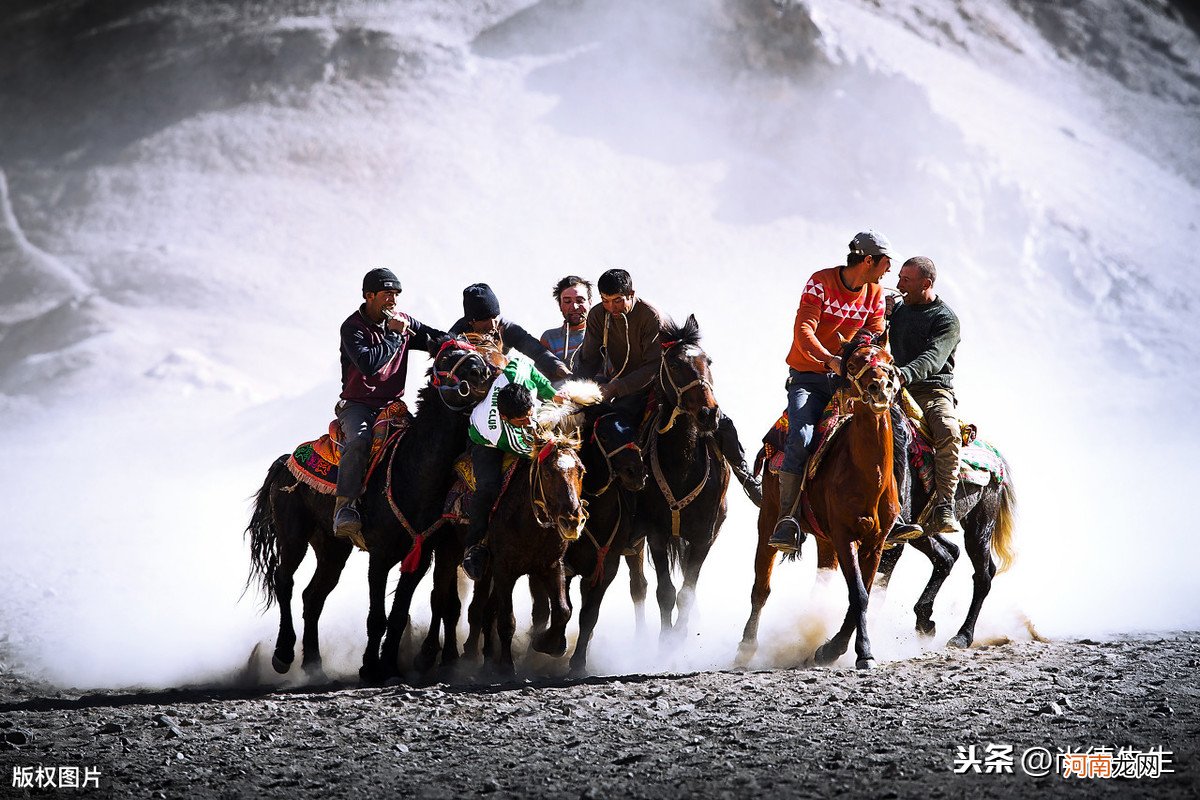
[529,576,550,635]
[948,511,995,649]
[626,546,649,638]
[570,562,618,677]
[297,533,351,678]
[815,539,869,667]
[464,571,490,660]
[737,529,778,667]
[875,541,904,592]
[270,529,310,674]
[359,557,391,684]
[379,566,424,681]
[905,534,958,637]
[417,540,462,674]
[675,523,718,639]
[647,534,677,641]
[493,572,519,676]
[530,564,570,658]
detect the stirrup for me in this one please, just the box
[768,517,804,554]
[462,544,489,581]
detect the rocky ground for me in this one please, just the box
[1,633,1197,799]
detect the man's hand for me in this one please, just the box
[386,315,409,335]
[599,383,617,402]
[826,355,843,374]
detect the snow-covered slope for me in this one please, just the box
[1,0,1197,688]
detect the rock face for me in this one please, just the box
[1,634,1197,797]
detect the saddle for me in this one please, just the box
[285,401,411,494]
[441,451,522,524]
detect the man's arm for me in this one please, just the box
[898,312,960,385]
[604,309,661,399]
[341,319,402,376]
[575,307,604,380]
[505,320,571,381]
[402,314,449,353]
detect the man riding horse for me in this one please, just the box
[575,268,762,506]
[768,231,919,554]
[333,268,448,548]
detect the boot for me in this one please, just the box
[333,496,367,551]
[932,502,964,536]
[768,472,806,554]
[461,543,490,581]
[716,415,763,507]
[886,519,924,543]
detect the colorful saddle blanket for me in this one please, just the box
[286,401,411,494]
[442,452,522,524]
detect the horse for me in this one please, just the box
[460,430,588,675]
[735,408,1017,664]
[629,314,730,642]
[244,336,493,682]
[530,406,647,676]
[801,329,903,669]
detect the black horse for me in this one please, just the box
[245,336,492,682]
[630,315,730,641]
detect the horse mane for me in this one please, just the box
[660,315,701,349]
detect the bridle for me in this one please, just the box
[657,342,715,434]
[431,339,492,401]
[587,413,642,497]
[530,439,587,540]
[843,342,900,412]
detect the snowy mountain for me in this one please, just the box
[1,0,1197,688]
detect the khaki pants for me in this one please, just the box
[910,387,960,506]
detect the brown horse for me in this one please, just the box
[244,336,493,682]
[803,329,902,669]
[737,421,1018,664]
[630,315,730,642]
[461,431,588,675]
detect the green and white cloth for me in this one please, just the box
[468,351,557,456]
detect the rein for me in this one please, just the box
[844,343,900,411]
[530,441,588,540]
[382,433,444,573]
[588,414,641,497]
[657,344,714,434]
[431,340,488,400]
[645,407,729,538]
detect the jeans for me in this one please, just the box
[466,444,504,549]
[781,369,835,477]
[335,400,379,499]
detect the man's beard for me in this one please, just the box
[564,312,585,327]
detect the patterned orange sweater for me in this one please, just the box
[786,267,885,373]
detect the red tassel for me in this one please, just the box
[590,545,610,588]
[400,536,424,574]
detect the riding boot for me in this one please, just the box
[716,413,762,507]
[768,471,806,554]
[932,453,964,536]
[333,496,367,551]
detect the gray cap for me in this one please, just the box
[848,230,894,258]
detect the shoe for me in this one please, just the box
[333,497,368,551]
[932,503,964,536]
[462,544,489,581]
[768,516,806,554]
[886,520,924,543]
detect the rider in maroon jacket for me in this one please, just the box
[334,268,447,548]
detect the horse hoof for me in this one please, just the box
[531,631,567,658]
[814,644,839,666]
[916,620,936,637]
[301,663,327,683]
[568,662,588,680]
[271,653,293,674]
[734,642,757,669]
[947,634,972,649]
[855,658,875,670]
[358,665,383,686]
[413,649,438,675]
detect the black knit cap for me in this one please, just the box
[462,283,501,321]
[363,268,402,293]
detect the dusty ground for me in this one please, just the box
[1,633,1197,799]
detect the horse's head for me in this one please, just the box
[429,336,496,412]
[840,329,900,414]
[658,314,719,433]
[588,410,646,493]
[530,433,588,541]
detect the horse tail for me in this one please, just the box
[667,534,687,574]
[244,454,289,610]
[991,469,1017,575]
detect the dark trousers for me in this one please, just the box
[890,404,914,524]
[335,400,378,499]
[466,444,504,549]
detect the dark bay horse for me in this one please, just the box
[631,315,729,642]
[803,330,902,669]
[461,431,588,675]
[532,407,647,676]
[244,336,493,682]
[736,420,1017,664]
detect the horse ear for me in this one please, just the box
[427,335,452,357]
[878,326,890,350]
